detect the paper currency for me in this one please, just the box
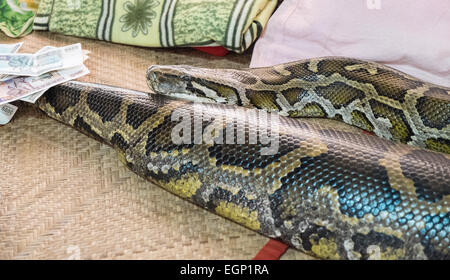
[0,43,89,125]
[1,45,57,82]
[0,64,90,105]
[20,49,91,104]
[0,43,22,125]
[0,103,18,125]
[0,42,23,54]
[19,46,97,104]
[0,42,23,81]
[0,73,16,81]
[2,45,89,104]
[17,46,56,103]
[20,88,50,104]
[1,46,56,102]
[0,43,84,76]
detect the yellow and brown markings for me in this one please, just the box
[43,83,82,115]
[290,222,340,259]
[200,119,328,203]
[144,114,195,155]
[317,129,391,152]
[215,201,260,230]
[129,101,183,155]
[316,59,424,102]
[207,130,300,170]
[307,58,322,73]
[158,172,203,199]
[205,118,327,174]
[72,116,105,143]
[315,81,365,109]
[351,231,405,260]
[344,63,379,75]
[289,102,327,118]
[110,132,130,151]
[369,99,414,143]
[310,237,340,260]
[125,101,160,129]
[244,89,280,111]
[280,87,309,106]
[39,84,108,142]
[415,94,450,130]
[283,61,320,82]
[86,87,124,122]
[378,147,426,198]
[400,150,450,202]
[377,146,450,259]
[351,110,375,132]
[149,57,450,153]
[248,60,318,86]
[422,87,450,99]
[377,144,450,249]
[425,138,450,154]
[39,75,450,259]
[268,130,418,258]
[193,79,243,105]
[246,67,293,86]
[287,184,408,260]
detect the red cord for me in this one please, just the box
[253,239,289,260]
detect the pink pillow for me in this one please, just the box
[251,0,450,87]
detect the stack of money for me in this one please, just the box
[0,43,90,124]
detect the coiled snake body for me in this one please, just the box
[36,57,450,259]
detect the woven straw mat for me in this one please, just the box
[0,32,359,260]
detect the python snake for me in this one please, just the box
[148,57,450,154]
[35,57,449,260]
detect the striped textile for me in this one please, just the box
[33,0,277,53]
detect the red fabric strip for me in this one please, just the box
[253,239,289,260]
[362,130,375,136]
[193,46,229,56]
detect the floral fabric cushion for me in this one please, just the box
[33,0,277,53]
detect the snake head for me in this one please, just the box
[147,65,189,93]
[146,65,250,105]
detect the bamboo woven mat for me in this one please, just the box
[0,32,328,259]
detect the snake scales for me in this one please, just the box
[35,57,449,259]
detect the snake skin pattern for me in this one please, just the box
[37,78,449,260]
[147,57,450,154]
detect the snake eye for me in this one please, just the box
[151,72,157,81]
[180,75,190,82]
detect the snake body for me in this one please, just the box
[36,57,450,260]
[148,57,450,154]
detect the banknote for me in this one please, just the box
[18,46,56,103]
[0,42,23,54]
[20,46,95,104]
[20,88,50,104]
[0,43,22,125]
[1,46,57,103]
[2,45,90,105]
[1,45,58,82]
[0,64,90,105]
[0,42,23,81]
[0,103,18,125]
[0,43,84,76]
